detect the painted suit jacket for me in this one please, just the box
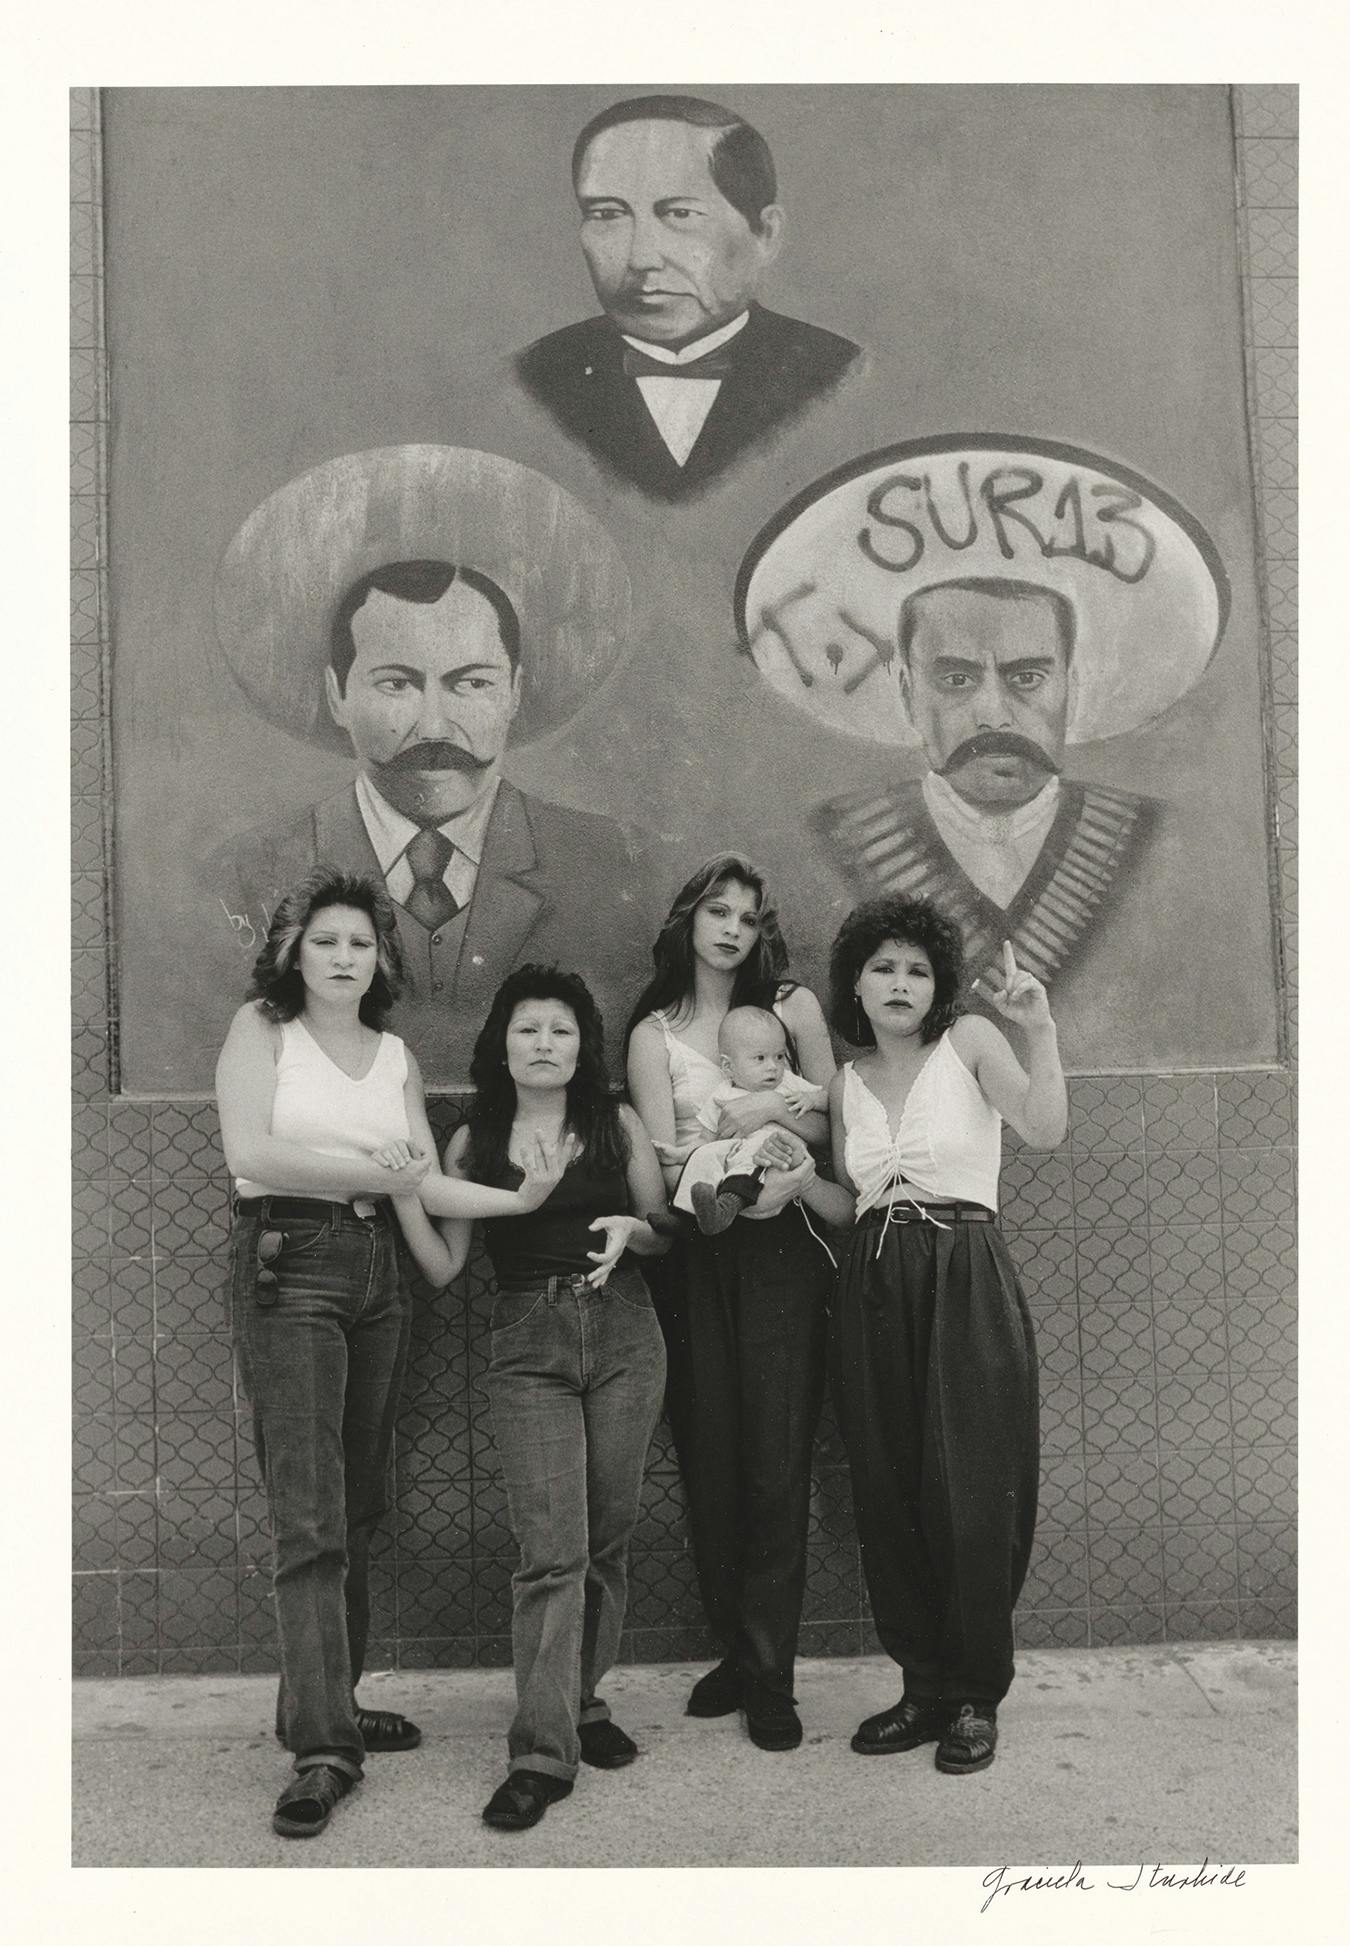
[220,780,650,1084]
[514,304,863,500]
[813,777,1158,992]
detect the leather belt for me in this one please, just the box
[235,1195,390,1222]
[495,1273,593,1299]
[861,1200,995,1224]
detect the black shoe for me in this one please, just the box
[935,1703,999,1775]
[356,1706,422,1751]
[686,1659,743,1718]
[743,1685,803,1752]
[272,1763,356,1838]
[691,1182,743,1236]
[579,1719,639,1769]
[481,1769,574,1831]
[850,1694,948,1756]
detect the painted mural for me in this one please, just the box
[105,85,1278,1087]
[211,446,646,1081]
[515,95,864,500]
[738,438,1229,995]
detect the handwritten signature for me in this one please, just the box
[980,1858,1247,1914]
[219,898,272,952]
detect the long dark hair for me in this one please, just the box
[467,965,630,1182]
[246,868,404,1028]
[827,896,965,1048]
[624,852,789,1047]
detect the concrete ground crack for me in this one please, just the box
[1169,1645,1223,1713]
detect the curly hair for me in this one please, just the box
[624,852,790,1047]
[467,965,629,1183]
[827,896,965,1048]
[246,868,405,1027]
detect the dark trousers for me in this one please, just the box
[652,1204,829,1698]
[230,1198,410,1777]
[830,1208,1039,1709]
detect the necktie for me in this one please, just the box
[403,826,460,931]
[621,343,735,381]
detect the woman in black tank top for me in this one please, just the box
[400,965,671,1833]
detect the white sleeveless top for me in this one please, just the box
[648,1010,726,1150]
[841,1031,1001,1215]
[235,1017,411,1200]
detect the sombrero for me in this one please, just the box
[214,445,632,752]
[735,436,1230,749]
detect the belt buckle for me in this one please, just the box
[351,1198,377,1220]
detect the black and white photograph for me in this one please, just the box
[36,6,1318,1936]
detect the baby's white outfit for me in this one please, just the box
[672,1071,827,1214]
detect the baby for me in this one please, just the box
[675,1007,827,1236]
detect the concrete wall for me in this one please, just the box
[71,86,1296,1674]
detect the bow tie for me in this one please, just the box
[621,343,735,381]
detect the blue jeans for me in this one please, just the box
[230,1197,410,1778]
[485,1263,667,1781]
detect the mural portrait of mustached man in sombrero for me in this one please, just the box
[738,438,1233,1044]
[210,446,649,1082]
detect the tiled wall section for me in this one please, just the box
[72,88,1296,1674]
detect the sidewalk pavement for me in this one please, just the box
[72,1641,1295,1869]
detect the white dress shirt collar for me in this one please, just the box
[355,771,501,914]
[921,770,1061,911]
[355,771,500,870]
[618,312,750,465]
[618,308,750,365]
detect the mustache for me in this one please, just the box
[376,740,492,777]
[939,731,1060,777]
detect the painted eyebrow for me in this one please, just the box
[365,661,504,678]
[578,192,711,210]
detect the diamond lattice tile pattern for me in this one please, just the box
[68,1056,1298,1667]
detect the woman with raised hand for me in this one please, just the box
[625,854,836,1754]
[799,901,1067,1776]
[400,965,670,1834]
[216,869,563,1842]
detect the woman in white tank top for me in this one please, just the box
[625,854,836,1752]
[216,869,562,1843]
[797,896,1067,1777]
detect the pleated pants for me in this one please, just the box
[829,1207,1039,1708]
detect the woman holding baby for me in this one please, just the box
[626,854,836,1752]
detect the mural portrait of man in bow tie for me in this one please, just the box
[515,93,864,501]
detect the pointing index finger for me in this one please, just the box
[1001,939,1018,982]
